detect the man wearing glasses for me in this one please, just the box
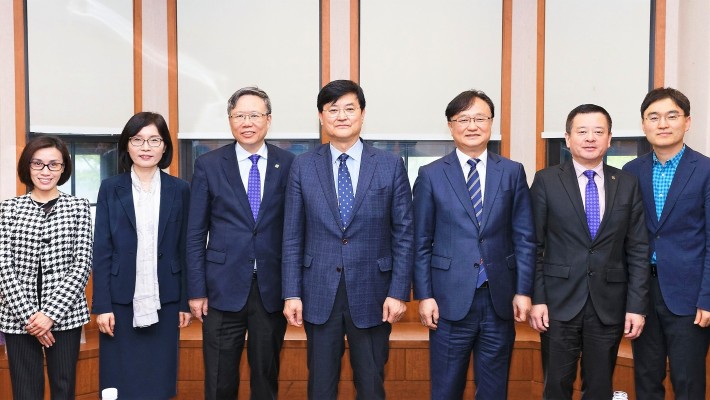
[282,79,413,399]
[186,87,294,399]
[623,88,710,400]
[412,89,536,399]
[529,104,649,399]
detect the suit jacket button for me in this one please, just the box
[253,230,257,236]
[158,253,163,259]
[336,266,342,272]
[342,239,349,245]
[656,235,660,239]
[479,238,484,243]
[588,271,594,276]
[589,249,594,254]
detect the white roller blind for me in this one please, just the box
[177,1,320,139]
[28,0,133,135]
[360,0,503,141]
[543,0,651,138]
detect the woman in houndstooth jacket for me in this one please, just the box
[0,135,92,399]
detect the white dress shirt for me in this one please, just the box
[456,148,488,204]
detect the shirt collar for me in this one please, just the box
[130,166,161,193]
[330,139,364,164]
[572,159,604,179]
[456,148,488,169]
[653,144,686,167]
[235,142,268,162]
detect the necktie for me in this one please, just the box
[337,153,355,227]
[247,154,261,222]
[584,170,600,238]
[467,159,487,287]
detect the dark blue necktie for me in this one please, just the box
[337,153,355,227]
[584,170,600,238]
[247,154,261,222]
[467,159,487,287]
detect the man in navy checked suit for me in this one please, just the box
[282,80,414,399]
[623,88,710,399]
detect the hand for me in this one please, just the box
[97,313,116,337]
[179,312,192,328]
[624,312,645,339]
[512,294,532,323]
[529,304,549,332]
[26,312,54,337]
[189,298,209,322]
[418,298,439,330]
[36,331,55,348]
[382,297,407,324]
[694,308,710,328]
[283,299,303,327]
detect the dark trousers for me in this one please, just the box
[202,277,287,400]
[540,297,624,400]
[632,275,710,400]
[304,274,391,400]
[4,327,82,400]
[429,286,515,400]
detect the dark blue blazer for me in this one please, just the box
[623,146,710,315]
[412,150,536,321]
[281,142,414,329]
[186,142,294,313]
[92,171,190,314]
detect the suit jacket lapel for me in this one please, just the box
[315,144,343,229]
[659,148,696,227]
[157,171,175,245]
[258,143,283,225]
[221,143,253,225]
[116,173,137,231]
[559,161,589,238]
[349,143,377,222]
[442,151,478,228]
[480,153,502,231]
[596,165,619,241]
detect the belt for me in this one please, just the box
[477,281,489,289]
[650,263,657,277]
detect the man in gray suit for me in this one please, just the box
[282,79,414,399]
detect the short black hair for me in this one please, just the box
[18,135,72,190]
[640,87,690,117]
[117,112,173,170]
[317,80,366,111]
[565,104,612,134]
[445,90,495,121]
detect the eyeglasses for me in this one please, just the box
[450,116,493,126]
[130,137,164,147]
[229,112,269,123]
[644,112,686,124]
[324,107,360,119]
[29,160,64,171]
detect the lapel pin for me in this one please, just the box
[275,164,280,168]
[612,175,616,180]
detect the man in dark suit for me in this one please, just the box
[282,79,413,399]
[623,87,710,400]
[412,89,536,399]
[529,104,649,399]
[186,87,294,400]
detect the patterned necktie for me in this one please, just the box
[337,153,355,227]
[584,170,600,238]
[247,154,261,222]
[467,158,487,287]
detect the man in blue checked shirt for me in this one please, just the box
[624,87,710,400]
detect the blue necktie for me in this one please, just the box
[584,170,600,238]
[247,154,261,222]
[467,159,487,287]
[337,153,355,227]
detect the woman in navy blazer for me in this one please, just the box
[92,112,191,399]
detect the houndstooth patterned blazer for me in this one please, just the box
[0,193,92,334]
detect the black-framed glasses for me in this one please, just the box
[229,112,270,123]
[450,116,493,126]
[129,137,164,147]
[29,160,64,171]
